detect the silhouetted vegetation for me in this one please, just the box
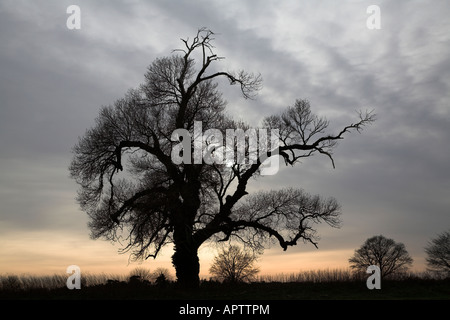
[425,230,450,277]
[209,245,260,283]
[69,28,374,288]
[1,268,448,300]
[349,235,413,278]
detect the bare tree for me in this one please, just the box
[129,266,152,282]
[151,267,174,283]
[209,245,260,283]
[349,235,413,278]
[425,230,450,277]
[69,28,375,288]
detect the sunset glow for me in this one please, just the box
[0,1,448,285]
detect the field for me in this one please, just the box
[0,268,448,300]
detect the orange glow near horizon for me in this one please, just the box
[0,229,427,280]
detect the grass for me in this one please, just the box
[1,269,448,300]
[258,268,363,283]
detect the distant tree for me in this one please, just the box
[425,230,450,277]
[129,266,152,282]
[69,28,375,288]
[151,267,174,283]
[349,235,413,278]
[209,245,260,283]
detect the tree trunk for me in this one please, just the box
[171,182,202,288]
[172,224,200,289]
[172,245,200,288]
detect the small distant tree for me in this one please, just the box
[209,245,260,283]
[349,235,413,279]
[129,266,152,282]
[425,230,450,277]
[151,267,173,283]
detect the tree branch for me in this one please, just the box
[110,186,168,224]
[115,140,180,182]
[277,103,376,168]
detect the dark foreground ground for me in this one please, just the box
[1,278,449,300]
[1,280,447,318]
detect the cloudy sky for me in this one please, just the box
[1,0,449,278]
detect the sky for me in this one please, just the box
[0,0,449,279]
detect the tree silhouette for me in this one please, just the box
[209,245,260,283]
[69,28,375,288]
[349,235,413,278]
[425,230,450,277]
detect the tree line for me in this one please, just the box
[209,231,450,283]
